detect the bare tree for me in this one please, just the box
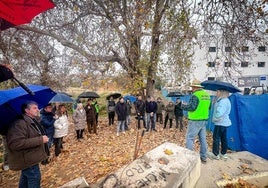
[1,0,267,94]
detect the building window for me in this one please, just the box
[241,46,249,52]
[258,46,266,52]
[224,62,231,67]
[225,47,232,52]
[208,77,215,80]
[209,47,216,52]
[207,62,215,67]
[258,62,265,67]
[241,61,249,67]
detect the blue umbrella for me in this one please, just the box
[201,80,241,93]
[49,92,74,103]
[124,95,137,103]
[0,85,56,135]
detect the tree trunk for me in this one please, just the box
[146,0,167,97]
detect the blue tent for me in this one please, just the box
[124,95,137,103]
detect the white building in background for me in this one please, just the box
[191,41,268,93]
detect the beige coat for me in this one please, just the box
[72,108,87,130]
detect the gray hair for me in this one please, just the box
[21,101,38,113]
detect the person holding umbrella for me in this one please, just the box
[6,101,49,188]
[181,79,211,164]
[85,98,97,135]
[107,96,116,126]
[209,89,232,160]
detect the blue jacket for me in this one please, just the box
[40,109,55,136]
[146,101,157,114]
[212,97,231,127]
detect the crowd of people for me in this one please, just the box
[2,79,233,187]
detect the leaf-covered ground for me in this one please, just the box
[0,116,213,187]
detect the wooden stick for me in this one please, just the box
[133,130,140,160]
[134,130,145,160]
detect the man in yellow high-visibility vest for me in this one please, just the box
[181,79,211,164]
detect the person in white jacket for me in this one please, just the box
[53,104,69,157]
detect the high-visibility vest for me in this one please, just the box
[188,90,211,120]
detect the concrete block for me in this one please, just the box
[95,142,201,188]
[58,177,89,188]
[196,151,268,188]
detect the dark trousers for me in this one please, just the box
[137,114,146,129]
[54,137,63,157]
[19,164,41,188]
[156,113,163,124]
[76,129,84,139]
[164,115,173,128]
[87,121,97,134]
[212,125,228,156]
[95,113,99,125]
[108,112,115,125]
[175,116,183,130]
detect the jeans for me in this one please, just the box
[147,113,156,130]
[145,113,150,128]
[19,164,41,188]
[186,120,208,160]
[47,133,54,148]
[125,115,130,130]
[175,116,183,130]
[212,125,228,156]
[117,120,125,133]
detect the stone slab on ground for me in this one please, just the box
[58,177,89,188]
[196,151,268,188]
[93,142,201,188]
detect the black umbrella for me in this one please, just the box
[106,93,122,100]
[78,91,100,99]
[166,91,184,97]
[201,80,241,93]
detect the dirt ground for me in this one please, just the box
[0,116,212,187]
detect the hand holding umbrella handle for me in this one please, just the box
[13,77,35,95]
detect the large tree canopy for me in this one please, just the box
[0,0,267,95]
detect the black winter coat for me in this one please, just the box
[115,102,127,121]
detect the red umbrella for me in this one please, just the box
[0,0,55,31]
